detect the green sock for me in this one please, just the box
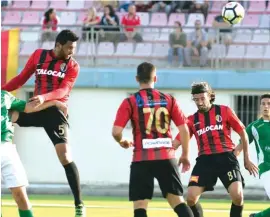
[255,208,270,217]
[18,209,34,217]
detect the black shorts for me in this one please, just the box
[129,159,183,201]
[16,106,69,145]
[188,151,245,192]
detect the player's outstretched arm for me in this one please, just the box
[2,51,37,91]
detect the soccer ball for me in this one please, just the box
[222,2,245,25]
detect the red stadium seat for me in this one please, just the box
[136,12,150,26]
[68,0,85,10]
[31,0,49,10]
[186,13,205,27]
[167,13,185,26]
[251,30,270,44]
[210,1,227,13]
[12,0,30,9]
[150,13,167,26]
[248,1,266,13]
[205,13,217,27]
[21,11,41,25]
[2,11,21,25]
[241,14,259,27]
[49,0,67,10]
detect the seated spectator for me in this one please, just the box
[82,7,100,41]
[41,8,59,42]
[168,21,187,67]
[120,4,143,43]
[99,5,120,43]
[151,1,172,15]
[189,0,209,21]
[212,14,232,45]
[184,20,209,67]
[134,0,153,12]
[119,0,133,12]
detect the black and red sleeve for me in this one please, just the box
[227,106,245,134]
[170,97,187,126]
[113,98,132,128]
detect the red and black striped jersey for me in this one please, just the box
[114,88,187,162]
[176,104,245,156]
[2,49,79,103]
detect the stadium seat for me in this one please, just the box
[97,42,114,56]
[42,41,55,50]
[248,1,266,13]
[67,0,85,10]
[77,12,87,25]
[241,14,259,27]
[142,28,160,41]
[209,44,226,59]
[114,43,134,56]
[133,43,153,57]
[84,0,94,8]
[20,28,40,42]
[20,41,39,56]
[244,45,264,59]
[156,28,173,42]
[267,2,270,13]
[50,0,67,10]
[116,12,126,24]
[21,12,41,25]
[12,0,30,9]
[205,13,217,27]
[137,12,150,26]
[31,0,49,9]
[167,13,185,26]
[59,12,77,25]
[210,1,226,13]
[149,13,167,26]
[260,14,270,28]
[225,45,246,59]
[251,30,270,44]
[77,42,96,56]
[2,11,21,25]
[152,43,169,58]
[233,29,253,44]
[186,13,205,27]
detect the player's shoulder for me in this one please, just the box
[248,119,263,128]
[68,57,80,72]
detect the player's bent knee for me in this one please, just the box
[10,187,31,210]
[231,193,243,206]
[55,143,72,165]
[166,193,185,209]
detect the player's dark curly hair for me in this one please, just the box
[55,29,79,46]
[137,62,156,84]
[191,82,216,103]
[260,93,270,102]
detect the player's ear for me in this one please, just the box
[153,75,157,83]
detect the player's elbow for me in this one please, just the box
[177,124,190,137]
[112,126,123,139]
[238,129,248,143]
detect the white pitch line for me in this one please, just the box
[2,202,260,213]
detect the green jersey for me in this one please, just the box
[246,118,270,176]
[1,90,26,143]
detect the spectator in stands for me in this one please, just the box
[189,0,209,21]
[151,1,172,16]
[212,14,232,45]
[184,20,209,67]
[82,7,100,41]
[119,0,133,12]
[41,8,59,42]
[120,4,143,43]
[99,5,120,43]
[168,21,187,67]
[134,0,153,12]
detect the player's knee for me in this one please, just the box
[133,200,148,210]
[186,194,197,207]
[232,193,243,206]
[10,187,31,210]
[58,154,72,165]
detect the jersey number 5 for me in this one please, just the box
[143,107,169,134]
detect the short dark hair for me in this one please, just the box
[191,82,215,103]
[260,93,270,102]
[137,62,156,84]
[55,29,79,47]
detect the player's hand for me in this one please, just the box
[55,101,68,117]
[119,139,133,149]
[29,95,45,107]
[178,155,191,173]
[172,140,181,150]
[244,157,259,177]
